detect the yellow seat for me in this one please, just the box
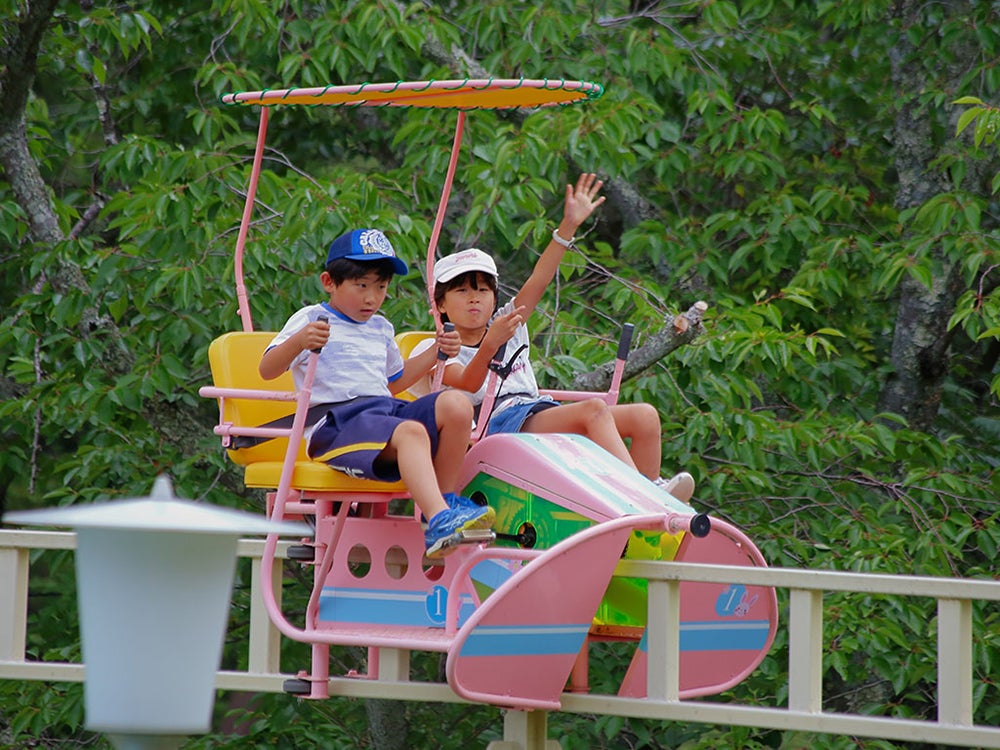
[205,331,406,493]
[394,330,435,401]
[396,330,434,358]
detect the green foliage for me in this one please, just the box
[3,0,1000,748]
[952,95,1000,397]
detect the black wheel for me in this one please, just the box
[690,512,711,538]
[286,544,315,562]
[283,678,312,695]
[516,522,537,548]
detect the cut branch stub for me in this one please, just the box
[571,300,711,393]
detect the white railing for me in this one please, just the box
[2,528,999,749]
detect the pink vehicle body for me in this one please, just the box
[199,79,778,710]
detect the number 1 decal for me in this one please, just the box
[426,585,448,624]
[716,584,757,618]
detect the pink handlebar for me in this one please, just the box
[667,511,711,538]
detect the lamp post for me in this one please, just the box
[5,475,310,750]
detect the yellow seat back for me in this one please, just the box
[206,330,409,493]
[395,330,435,357]
[207,331,307,467]
[394,331,435,401]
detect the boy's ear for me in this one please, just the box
[320,270,337,290]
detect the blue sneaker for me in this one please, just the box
[425,504,493,558]
[443,492,496,528]
[420,493,495,528]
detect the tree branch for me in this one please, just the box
[407,6,709,385]
[572,300,708,391]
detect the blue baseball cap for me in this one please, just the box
[326,229,408,275]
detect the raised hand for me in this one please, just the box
[563,172,606,229]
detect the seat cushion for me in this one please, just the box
[244,460,407,493]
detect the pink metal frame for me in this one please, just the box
[230,105,467,334]
[204,78,777,709]
[226,78,602,333]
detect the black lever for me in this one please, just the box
[312,314,328,353]
[490,343,527,379]
[616,322,635,361]
[488,342,508,374]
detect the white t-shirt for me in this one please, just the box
[266,302,404,405]
[410,300,541,417]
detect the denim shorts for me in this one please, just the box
[308,393,441,481]
[484,397,559,436]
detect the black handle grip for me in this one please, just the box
[667,511,712,538]
[488,341,508,373]
[616,323,635,361]
[312,315,328,353]
[438,322,455,360]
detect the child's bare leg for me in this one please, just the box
[610,403,662,479]
[522,399,638,470]
[432,390,474,493]
[378,421,448,521]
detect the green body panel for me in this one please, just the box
[462,471,685,629]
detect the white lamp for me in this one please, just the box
[5,475,310,750]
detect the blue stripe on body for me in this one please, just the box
[469,558,518,590]
[319,587,476,627]
[459,623,590,657]
[637,620,772,653]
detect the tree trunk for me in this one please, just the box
[1,1,62,246]
[365,699,409,750]
[879,0,992,431]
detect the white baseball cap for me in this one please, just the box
[433,248,498,284]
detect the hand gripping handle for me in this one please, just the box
[438,321,455,359]
[431,322,455,391]
[312,315,329,353]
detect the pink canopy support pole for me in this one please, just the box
[234,107,271,333]
[425,110,467,329]
[426,112,466,392]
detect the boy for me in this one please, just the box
[412,174,695,501]
[259,228,494,558]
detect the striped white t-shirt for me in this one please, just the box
[266,302,404,405]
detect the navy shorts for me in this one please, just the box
[484,397,559,436]
[308,394,441,482]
